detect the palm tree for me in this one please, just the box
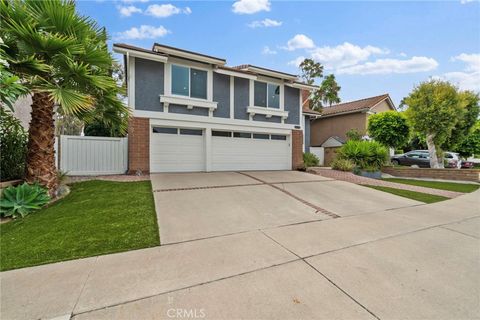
[1,0,127,195]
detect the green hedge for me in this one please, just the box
[0,109,27,181]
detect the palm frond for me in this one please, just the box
[44,86,94,114]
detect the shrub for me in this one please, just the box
[331,158,355,171]
[303,152,319,167]
[346,128,363,141]
[337,140,388,171]
[0,108,27,181]
[0,183,50,219]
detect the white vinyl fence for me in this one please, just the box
[309,147,325,166]
[58,135,128,175]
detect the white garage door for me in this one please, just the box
[211,131,291,171]
[150,127,205,172]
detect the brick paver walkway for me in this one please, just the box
[308,167,463,198]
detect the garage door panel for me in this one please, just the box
[151,132,205,173]
[212,136,290,171]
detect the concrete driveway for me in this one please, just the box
[150,171,421,244]
[2,172,479,320]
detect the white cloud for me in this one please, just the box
[115,25,170,40]
[441,71,480,91]
[118,5,142,17]
[399,52,407,57]
[451,53,480,72]
[248,18,282,28]
[284,34,315,51]
[287,56,306,67]
[262,46,277,55]
[460,0,475,4]
[310,42,389,69]
[336,56,439,75]
[439,53,480,91]
[145,4,191,18]
[232,0,271,14]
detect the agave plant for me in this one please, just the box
[0,182,50,219]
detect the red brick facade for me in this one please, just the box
[128,117,150,174]
[291,129,304,170]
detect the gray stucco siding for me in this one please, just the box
[134,58,164,112]
[284,86,300,125]
[213,73,230,118]
[252,114,282,123]
[169,104,209,116]
[234,77,249,120]
[304,116,311,153]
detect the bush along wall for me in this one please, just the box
[0,108,27,181]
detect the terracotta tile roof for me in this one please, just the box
[321,94,391,116]
[216,65,256,75]
[152,42,226,63]
[302,105,321,115]
[233,64,298,78]
[114,43,168,57]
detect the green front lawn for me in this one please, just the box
[363,185,449,204]
[383,178,480,193]
[0,180,160,271]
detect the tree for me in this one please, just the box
[403,80,464,168]
[318,74,341,107]
[0,39,29,110]
[299,58,341,111]
[1,0,128,195]
[456,121,480,158]
[299,58,323,85]
[368,111,410,149]
[442,91,480,152]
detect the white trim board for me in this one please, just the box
[146,113,295,134]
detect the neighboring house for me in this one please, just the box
[309,94,396,165]
[113,43,317,173]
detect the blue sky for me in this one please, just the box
[77,0,480,106]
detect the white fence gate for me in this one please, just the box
[58,135,128,175]
[310,147,325,166]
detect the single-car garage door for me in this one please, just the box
[150,127,205,172]
[211,130,290,171]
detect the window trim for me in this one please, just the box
[253,80,281,109]
[171,64,208,100]
[248,78,287,122]
[165,59,213,102]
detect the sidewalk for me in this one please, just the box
[308,167,464,198]
[1,190,478,320]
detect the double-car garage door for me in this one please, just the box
[150,126,291,172]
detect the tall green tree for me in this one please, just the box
[368,111,410,149]
[403,80,463,168]
[442,91,480,153]
[456,121,480,158]
[0,0,128,195]
[299,58,341,111]
[319,74,341,107]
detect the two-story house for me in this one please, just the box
[113,43,317,174]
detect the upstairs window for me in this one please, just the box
[171,65,207,99]
[254,81,280,109]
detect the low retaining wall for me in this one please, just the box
[382,167,480,182]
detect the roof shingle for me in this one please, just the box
[321,94,391,116]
